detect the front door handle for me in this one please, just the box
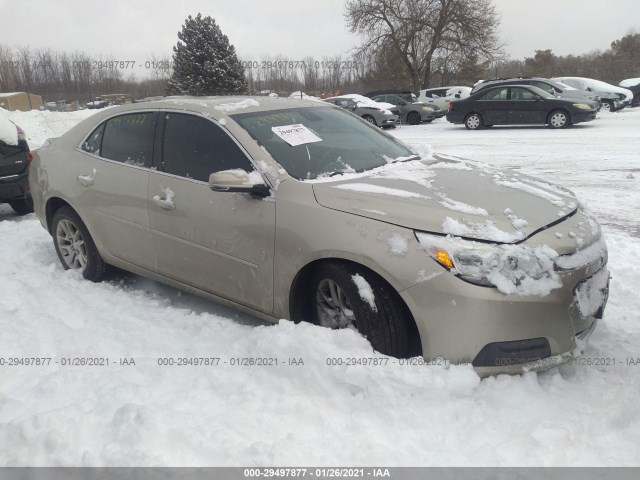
[152,187,176,210]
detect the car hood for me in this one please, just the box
[311,154,578,244]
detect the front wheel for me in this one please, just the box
[600,101,612,112]
[548,110,570,129]
[464,113,483,130]
[362,114,377,126]
[406,111,421,125]
[52,206,107,282]
[311,263,409,357]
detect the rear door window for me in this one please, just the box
[100,112,158,167]
[161,113,253,182]
[481,88,509,101]
[81,123,105,155]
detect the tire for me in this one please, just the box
[52,206,107,282]
[362,114,377,126]
[464,113,483,130]
[9,197,34,215]
[548,109,570,129]
[600,101,612,112]
[310,262,409,357]
[406,111,421,125]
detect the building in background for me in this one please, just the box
[0,92,44,111]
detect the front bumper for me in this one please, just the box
[400,252,609,376]
[572,110,597,124]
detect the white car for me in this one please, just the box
[417,86,471,111]
[552,77,633,111]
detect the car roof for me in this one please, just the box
[121,95,328,116]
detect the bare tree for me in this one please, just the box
[345,0,502,91]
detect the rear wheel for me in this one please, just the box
[52,206,107,282]
[406,111,421,125]
[9,197,33,215]
[464,113,483,130]
[311,262,409,357]
[548,110,570,129]
[600,101,612,112]
[362,114,377,126]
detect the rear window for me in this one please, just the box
[100,112,158,167]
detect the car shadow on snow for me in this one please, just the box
[107,267,270,328]
[0,204,34,223]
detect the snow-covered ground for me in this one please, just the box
[1,108,639,466]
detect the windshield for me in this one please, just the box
[526,85,554,98]
[232,107,415,180]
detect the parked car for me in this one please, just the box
[418,86,471,110]
[447,85,598,130]
[323,94,399,128]
[364,89,417,102]
[370,94,439,124]
[0,112,33,214]
[552,77,633,111]
[471,77,601,108]
[619,78,640,107]
[30,96,609,376]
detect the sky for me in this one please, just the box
[0,0,638,71]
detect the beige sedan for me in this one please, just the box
[29,96,610,376]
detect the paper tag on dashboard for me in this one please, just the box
[271,124,322,146]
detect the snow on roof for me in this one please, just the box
[620,78,640,88]
[326,94,395,111]
[0,92,25,98]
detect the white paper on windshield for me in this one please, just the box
[272,124,322,146]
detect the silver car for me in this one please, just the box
[323,95,399,128]
[29,96,610,376]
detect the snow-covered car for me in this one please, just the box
[0,111,33,214]
[552,77,633,111]
[418,86,471,110]
[619,78,640,107]
[323,94,399,128]
[370,94,440,124]
[30,96,610,376]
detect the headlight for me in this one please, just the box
[415,232,561,296]
[573,103,592,110]
[379,109,393,115]
[422,106,435,112]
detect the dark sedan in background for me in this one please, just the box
[447,85,598,130]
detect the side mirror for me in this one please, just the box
[209,169,270,197]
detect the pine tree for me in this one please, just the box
[167,13,247,96]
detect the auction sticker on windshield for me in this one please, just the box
[272,124,322,146]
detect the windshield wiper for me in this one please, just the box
[388,154,421,164]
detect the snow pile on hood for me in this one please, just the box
[0,109,18,145]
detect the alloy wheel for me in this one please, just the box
[315,278,356,329]
[56,219,88,270]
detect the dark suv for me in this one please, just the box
[0,117,33,215]
[471,78,601,108]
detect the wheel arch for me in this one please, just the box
[288,257,423,355]
[45,197,73,233]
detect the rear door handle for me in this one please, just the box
[77,168,96,186]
